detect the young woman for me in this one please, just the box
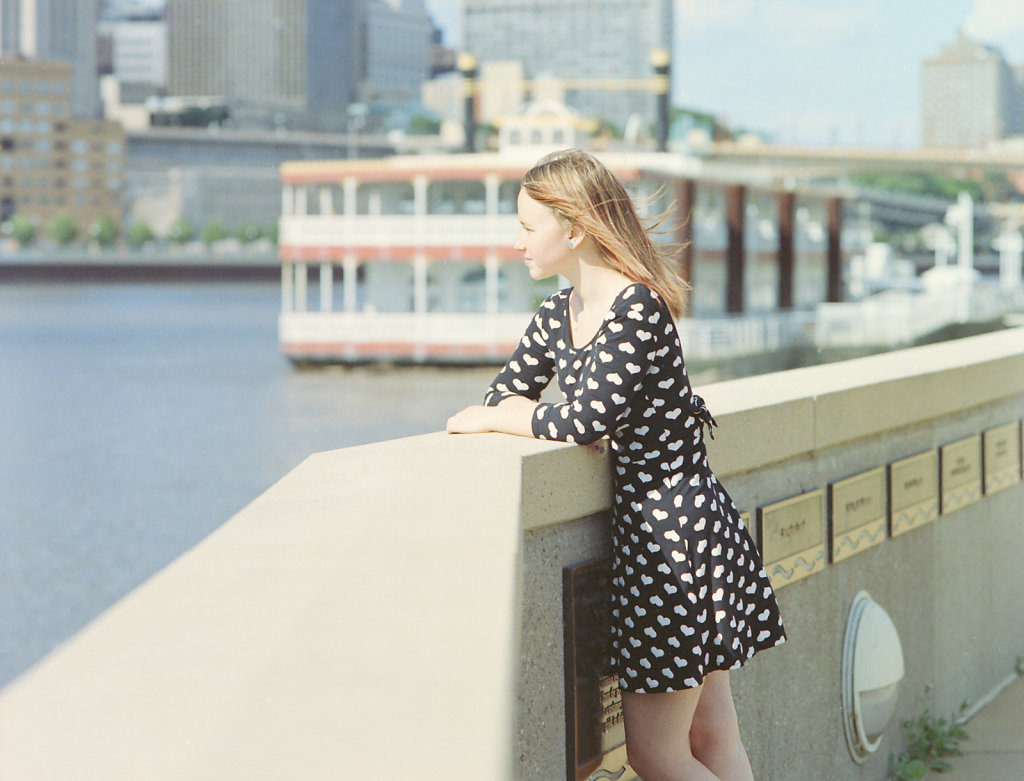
[447,149,785,781]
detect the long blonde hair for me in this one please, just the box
[521,148,690,318]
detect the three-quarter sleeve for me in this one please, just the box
[483,296,558,407]
[532,285,667,445]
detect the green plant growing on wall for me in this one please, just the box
[887,695,969,780]
[48,212,78,245]
[201,219,229,245]
[167,217,195,244]
[126,220,155,248]
[88,216,118,246]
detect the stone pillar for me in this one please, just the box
[485,174,500,216]
[282,184,294,216]
[826,197,843,303]
[726,184,746,314]
[320,262,333,312]
[485,253,500,315]
[319,187,333,216]
[414,175,429,216]
[344,255,358,312]
[343,177,357,217]
[295,263,307,312]
[777,191,796,309]
[295,186,308,217]
[414,254,428,314]
[993,226,1024,289]
[281,264,294,313]
[945,191,975,271]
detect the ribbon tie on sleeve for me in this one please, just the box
[689,393,718,440]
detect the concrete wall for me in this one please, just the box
[1,329,1022,780]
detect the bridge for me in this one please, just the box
[1,329,1021,780]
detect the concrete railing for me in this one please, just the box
[1,329,1023,780]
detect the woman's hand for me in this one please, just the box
[447,396,538,437]
[446,405,496,434]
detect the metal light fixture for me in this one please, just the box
[841,591,905,762]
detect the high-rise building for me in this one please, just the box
[165,0,432,128]
[167,0,307,108]
[921,32,1023,148]
[98,8,167,89]
[0,59,124,227]
[0,0,100,117]
[462,0,672,129]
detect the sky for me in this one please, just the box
[424,0,1024,148]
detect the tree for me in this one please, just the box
[265,222,279,245]
[48,212,78,245]
[88,216,118,246]
[126,220,155,248]
[406,113,441,136]
[3,215,37,246]
[167,216,195,244]
[201,219,230,245]
[236,222,262,243]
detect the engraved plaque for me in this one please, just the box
[889,450,939,537]
[983,422,1022,495]
[940,435,982,514]
[757,489,826,589]
[830,467,887,562]
[563,559,634,781]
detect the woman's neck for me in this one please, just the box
[566,255,634,315]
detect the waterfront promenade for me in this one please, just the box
[1,328,1021,780]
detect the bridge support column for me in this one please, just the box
[777,191,795,309]
[827,197,843,303]
[675,178,695,292]
[726,184,746,314]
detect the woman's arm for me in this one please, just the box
[446,395,537,436]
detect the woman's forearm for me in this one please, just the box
[446,395,538,437]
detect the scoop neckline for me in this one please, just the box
[565,283,639,351]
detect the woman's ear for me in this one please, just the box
[567,225,586,249]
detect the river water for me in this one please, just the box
[0,280,495,686]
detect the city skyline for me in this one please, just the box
[89,0,1024,148]
[426,0,1024,148]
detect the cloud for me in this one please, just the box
[962,0,1024,58]
[675,0,878,45]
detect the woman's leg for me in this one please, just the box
[621,687,720,781]
[688,671,754,781]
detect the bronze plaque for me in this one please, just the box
[983,422,1022,495]
[889,450,939,537]
[940,435,982,514]
[757,489,826,589]
[563,559,633,781]
[830,467,887,562]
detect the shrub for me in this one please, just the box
[201,219,230,245]
[88,216,118,246]
[4,215,37,246]
[236,222,263,243]
[126,220,155,248]
[167,217,195,244]
[48,212,78,245]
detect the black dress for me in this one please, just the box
[485,283,786,692]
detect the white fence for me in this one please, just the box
[815,286,1024,348]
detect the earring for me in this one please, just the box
[568,240,575,249]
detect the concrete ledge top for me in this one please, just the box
[489,327,1024,526]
